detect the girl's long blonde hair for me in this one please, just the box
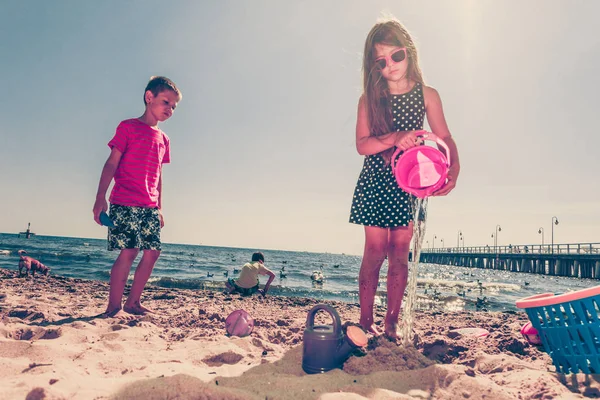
[362,19,424,162]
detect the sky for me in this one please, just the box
[1,1,599,255]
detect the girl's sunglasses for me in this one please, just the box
[375,48,407,70]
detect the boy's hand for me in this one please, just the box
[258,289,267,298]
[158,210,165,228]
[93,198,108,225]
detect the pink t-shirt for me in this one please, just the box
[108,119,171,208]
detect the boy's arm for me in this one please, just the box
[93,148,122,225]
[158,167,163,209]
[260,268,276,297]
[157,166,164,227]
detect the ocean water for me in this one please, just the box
[0,233,596,312]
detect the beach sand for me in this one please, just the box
[0,268,596,400]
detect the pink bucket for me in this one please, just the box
[391,131,450,198]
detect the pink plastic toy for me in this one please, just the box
[391,131,450,198]
[225,309,254,337]
[520,321,542,345]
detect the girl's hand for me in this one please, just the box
[395,130,424,152]
[434,165,460,196]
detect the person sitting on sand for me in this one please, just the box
[225,252,275,297]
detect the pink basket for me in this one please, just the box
[391,131,450,198]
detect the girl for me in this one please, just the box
[349,18,460,338]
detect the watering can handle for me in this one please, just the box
[391,130,451,171]
[305,304,342,335]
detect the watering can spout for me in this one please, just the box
[335,325,367,365]
[336,337,355,365]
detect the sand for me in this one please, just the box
[0,268,596,400]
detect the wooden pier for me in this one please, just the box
[414,243,600,279]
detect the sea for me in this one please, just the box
[0,233,596,313]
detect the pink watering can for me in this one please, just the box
[391,130,450,198]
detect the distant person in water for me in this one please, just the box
[17,250,50,277]
[226,252,276,297]
[92,76,182,317]
[349,18,460,338]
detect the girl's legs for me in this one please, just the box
[106,248,139,316]
[384,222,413,338]
[124,249,161,315]
[359,226,389,335]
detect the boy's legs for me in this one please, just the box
[106,249,139,316]
[384,222,413,339]
[124,249,160,314]
[122,206,162,315]
[358,226,388,335]
[105,204,161,316]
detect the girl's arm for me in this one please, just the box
[92,147,123,224]
[355,96,397,155]
[423,86,460,195]
[355,95,421,155]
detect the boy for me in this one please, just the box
[92,76,182,317]
[226,252,276,297]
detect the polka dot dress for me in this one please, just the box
[349,83,425,227]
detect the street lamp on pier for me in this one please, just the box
[460,234,464,248]
[433,235,437,249]
[495,225,502,253]
[457,230,462,248]
[551,216,559,253]
[441,238,445,248]
[538,227,544,246]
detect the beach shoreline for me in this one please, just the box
[0,267,595,399]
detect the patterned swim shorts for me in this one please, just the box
[227,278,258,296]
[107,204,162,251]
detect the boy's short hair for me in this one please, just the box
[143,76,182,105]
[251,252,265,263]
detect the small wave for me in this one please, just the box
[418,278,520,291]
[93,270,111,280]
